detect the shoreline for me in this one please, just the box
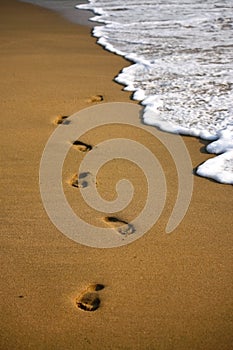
[76,1,233,185]
[1,1,233,349]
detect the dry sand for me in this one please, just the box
[1,1,233,349]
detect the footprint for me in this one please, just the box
[70,174,80,188]
[87,94,104,103]
[76,284,105,312]
[53,115,70,125]
[72,140,92,152]
[70,172,94,189]
[103,216,136,236]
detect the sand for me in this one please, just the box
[1,1,233,349]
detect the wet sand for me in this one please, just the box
[0,1,233,349]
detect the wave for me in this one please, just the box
[77,0,233,184]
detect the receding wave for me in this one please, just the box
[77,0,233,184]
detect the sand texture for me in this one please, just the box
[1,1,233,349]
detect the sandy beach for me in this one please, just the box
[1,1,233,349]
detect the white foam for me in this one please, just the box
[206,125,233,154]
[76,0,233,184]
[197,150,233,184]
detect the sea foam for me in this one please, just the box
[77,0,233,184]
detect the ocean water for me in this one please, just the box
[76,0,233,184]
[21,0,233,184]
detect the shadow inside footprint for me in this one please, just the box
[53,115,70,125]
[77,292,100,311]
[76,284,105,312]
[70,174,79,188]
[104,216,136,236]
[72,140,92,152]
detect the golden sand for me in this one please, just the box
[1,1,232,349]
